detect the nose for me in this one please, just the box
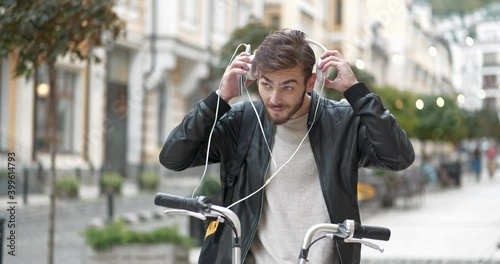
[268,89,281,105]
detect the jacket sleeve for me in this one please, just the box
[159,92,235,171]
[344,82,415,171]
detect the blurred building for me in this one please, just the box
[438,2,500,113]
[262,0,453,98]
[0,0,265,191]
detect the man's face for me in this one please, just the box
[257,66,314,125]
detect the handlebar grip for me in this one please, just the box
[154,193,207,212]
[354,222,391,241]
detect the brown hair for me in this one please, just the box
[252,29,316,85]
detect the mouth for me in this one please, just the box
[269,105,286,112]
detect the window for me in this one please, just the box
[0,60,8,151]
[270,15,281,28]
[36,68,78,153]
[335,0,343,26]
[483,75,497,89]
[483,52,498,66]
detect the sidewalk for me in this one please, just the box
[0,176,201,209]
[360,171,500,263]
[0,183,134,210]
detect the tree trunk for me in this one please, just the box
[32,67,38,162]
[47,60,58,264]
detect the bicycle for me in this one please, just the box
[154,192,391,264]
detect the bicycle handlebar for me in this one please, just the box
[154,193,209,212]
[298,220,390,263]
[154,193,390,264]
[353,222,391,241]
[154,192,242,263]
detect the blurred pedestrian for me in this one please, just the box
[471,145,482,181]
[422,153,439,185]
[486,142,497,179]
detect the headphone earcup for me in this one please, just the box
[315,57,325,83]
[245,54,257,80]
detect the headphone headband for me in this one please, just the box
[306,39,328,53]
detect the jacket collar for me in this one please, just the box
[307,90,322,127]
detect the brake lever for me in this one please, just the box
[344,238,384,253]
[164,209,207,221]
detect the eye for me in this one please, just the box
[260,82,271,88]
[283,86,293,91]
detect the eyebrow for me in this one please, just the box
[261,75,299,86]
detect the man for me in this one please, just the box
[159,29,415,263]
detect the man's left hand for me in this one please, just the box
[318,50,358,93]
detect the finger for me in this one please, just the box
[234,52,253,63]
[320,50,344,60]
[229,68,248,77]
[318,59,343,71]
[230,60,251,71]
[324,79,336,89]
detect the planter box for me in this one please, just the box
[86,244,189,264]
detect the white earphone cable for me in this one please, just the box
[192,41,327,207]
[191,44,248,198]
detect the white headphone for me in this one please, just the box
[244,39,330,91]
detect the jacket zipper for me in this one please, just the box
[241,125,274,263]
[306,96,333,222]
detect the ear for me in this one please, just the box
[306,73,316,92]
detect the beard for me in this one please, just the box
[261,90,307,125]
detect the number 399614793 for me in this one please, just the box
[7,152,16,200]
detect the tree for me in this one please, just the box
[430,0,498,17]
[0,1,126,264]
[219,18,277,69]
[215,18,277,91]
[370,85,420,139]
[464,108,500,140]
[414,95,467,143]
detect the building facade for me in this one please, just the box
[439,3,500,112]
[0,0,265,193]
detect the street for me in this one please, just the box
[361,171,500,263]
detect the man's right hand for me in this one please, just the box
[218,52,254,102]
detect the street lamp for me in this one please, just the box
[478,89,486,99]
[465,36,474,46]
[395,99,403,109]
[428,46,437,57]
[457,94,465,104]
[391,53,403,65]
[37,83,50,98]
[355,59,365,70]
[436,97,445,107]
[416,99,424,110]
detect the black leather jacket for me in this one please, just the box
[160,82,415,263]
